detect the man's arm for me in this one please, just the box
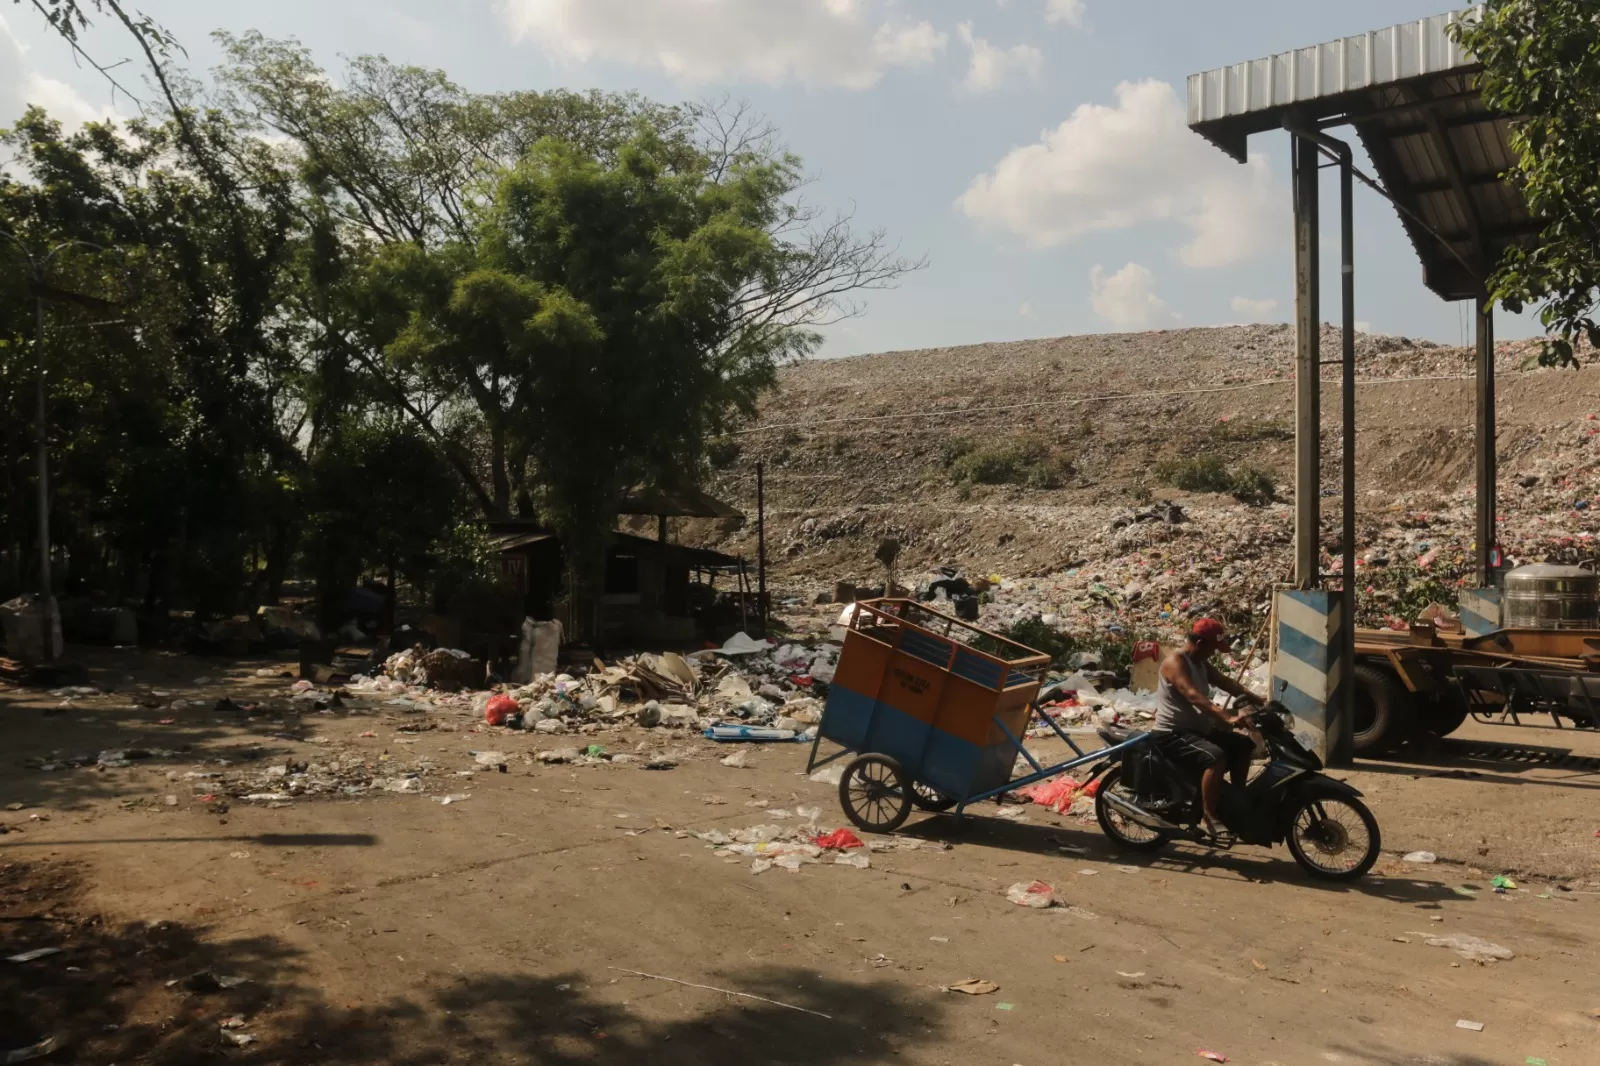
[1206,662,1264,706]
[1162,655,1236,729]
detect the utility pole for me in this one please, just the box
[34,287,51,647]
[1,230,102,663]
[756,461,768,638]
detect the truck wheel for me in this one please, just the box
[1351,664,1414,756]
[1417,683,1470,739]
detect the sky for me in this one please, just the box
[0,0,1538,357]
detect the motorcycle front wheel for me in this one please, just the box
[1285,793,1381,880]
[1094,766,1172,853]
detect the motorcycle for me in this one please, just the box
[1088,701,1382,881]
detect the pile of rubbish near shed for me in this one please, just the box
[344,631,840,744]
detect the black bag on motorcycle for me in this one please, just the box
[1121,744,1154,793]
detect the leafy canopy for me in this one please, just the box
[1453,1,1600,365]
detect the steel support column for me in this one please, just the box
[1475,298,1497,586]
[1292,134,1321,589]
[1334,149,1357,768]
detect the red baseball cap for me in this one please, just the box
[1189,617,1228,642]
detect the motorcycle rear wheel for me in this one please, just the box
[1285,793,1381,880]
[1094,767,1172,852]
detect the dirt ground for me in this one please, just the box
[3,647,1599,1066]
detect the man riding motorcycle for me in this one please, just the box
[1153,617,1263,842]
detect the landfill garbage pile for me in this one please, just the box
[687,320,1600,645]
[1028,673,1165,735]
[399,632,843,741]
[383,646,478,688]
[926,471,1600,642]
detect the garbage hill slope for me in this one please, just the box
[687,324,1600,636]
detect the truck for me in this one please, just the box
[1350,563,1600,755]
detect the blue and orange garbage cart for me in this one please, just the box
[808,598,1145,833]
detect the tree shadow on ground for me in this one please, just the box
[0,857,946,1066]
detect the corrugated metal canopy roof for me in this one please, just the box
[1187,6,1537,302]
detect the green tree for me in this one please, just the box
[379,128,800,613]
[302,420,462,629]
[1453,2,1600,366]
[6,9,918,636]
[0,107,303,616]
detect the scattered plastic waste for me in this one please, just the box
[813,828,864,850]
[0,1036,58,1063]
[483,693,517,726]
[174,971,248,993]
[1422,934,1514,963]
[1456,1020,1485,1032]
[1017,777,1081,814]
[704,725,800,742]
[947,978,999,995]
[720,631,775,655]
[1004,881,1056,909]
[1403,851,1438,864]
[809,764,845,785]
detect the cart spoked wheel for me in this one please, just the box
[911,781,959,813]
[839,754,914,833]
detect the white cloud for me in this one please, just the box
[957,79,1282,268]
[498,0,947,88]
[1090,262,1172,330]
[0,13,115,132]
[1230,296,1279,319]
[958,22,1042,92]
[1045,0,1085,25]
[1019,300,1035,319]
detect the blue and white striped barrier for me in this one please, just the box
[1270,589,1345,761]
[1460,588,1502,638]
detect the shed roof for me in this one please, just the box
[609,531,744,569]
[618,486,745,522]
[1187,6,1537,301]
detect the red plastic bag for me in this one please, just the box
[1018,776,1080,813]
[813,828,865,850]
[1083,778,1103,798]
[484,693,518,726]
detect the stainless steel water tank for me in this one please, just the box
[1502,563,1600,630]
